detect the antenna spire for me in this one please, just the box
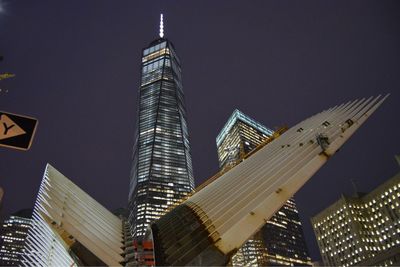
[159,14,164,38]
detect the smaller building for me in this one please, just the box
[0,209,32,266]
[216,109,312,266]
[216,109,274,170]
[311,159,400,266]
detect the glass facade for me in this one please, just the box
[128,38,194,239]
[216,110,311,266]
[0,210,32,266]
[261,198,312,266]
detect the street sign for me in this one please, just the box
[0,111,38,151]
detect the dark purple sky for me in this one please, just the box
[1,0,399,261]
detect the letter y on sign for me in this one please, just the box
[0,114,26,140]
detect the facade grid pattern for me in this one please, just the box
[0,211,32,266]
[312,170,400,267]
[217,109,312,266]
[128,38,194,239]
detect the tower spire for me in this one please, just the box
[159,13,164,38]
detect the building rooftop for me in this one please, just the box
[216,109,273,146]
[11,208,33,219]
[312,164,400,222]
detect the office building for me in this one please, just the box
[216,109,274,170]
[23,164,124,266]
[128,15,195,240]
[0,209,32,266]
[149,95,387,266]
[216,109,311,266]
[312,159,400,267]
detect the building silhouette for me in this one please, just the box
[0,209,32,266]
[312,158,400,266]
[216,109,311,266]
[128,16,194,240]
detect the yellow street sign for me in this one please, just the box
[0,114,27,140]
[0,111,38,151]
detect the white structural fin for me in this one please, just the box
[150,95,390,266]
[159,13,164,38]
[193,94,389,254]
[23,164,124,267]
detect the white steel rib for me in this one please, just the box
[23,164,124,267]
[193,95,387,253]
[150,95,388,266]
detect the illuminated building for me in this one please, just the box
[128,14,194,240]
[148,95,388,266]
[216,109,311,266]
[0,209,32,266]
[23,164,124,266]
[312,159,400,267]
[216,109,274,170]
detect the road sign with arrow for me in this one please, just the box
[0,111,38,151]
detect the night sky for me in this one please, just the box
[1,0,400,261]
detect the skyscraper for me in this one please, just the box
[0,209,32,266]
[311,158,400,267]
[128,15,195,240]
[216,109,311,266]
